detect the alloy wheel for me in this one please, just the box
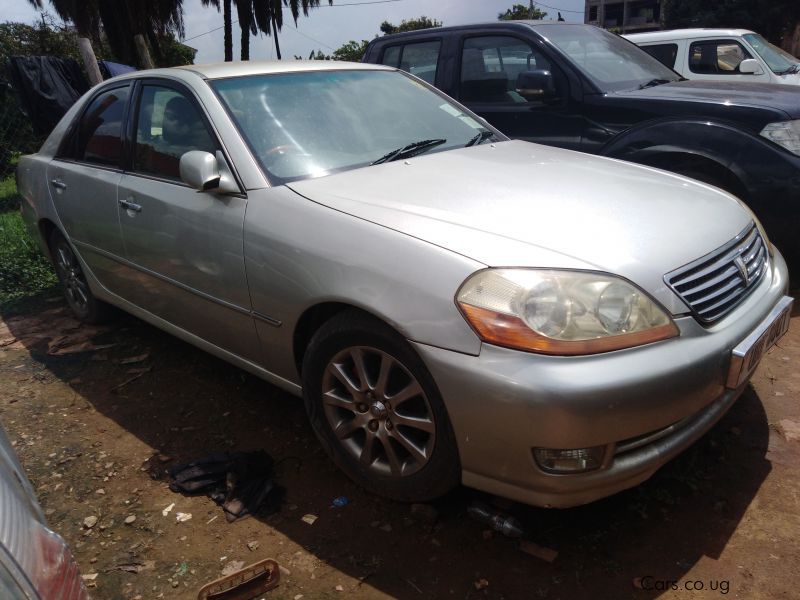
[54,242,90,315]
[321,346,436,478]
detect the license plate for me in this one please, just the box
[726,296,793,389]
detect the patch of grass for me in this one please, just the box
[0,174,21,211]
[0,175,58,306]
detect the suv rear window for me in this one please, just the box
[380,41,441,84]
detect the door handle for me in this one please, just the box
[50,179,67,190]
[118,198,142,213]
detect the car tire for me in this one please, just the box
[302,310,461,502]
[49,230,114,324]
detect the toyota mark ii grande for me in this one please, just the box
[16,61,792,508]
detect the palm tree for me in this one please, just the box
[251,0,332,60]
[29,0,186,80]
[202,0,233,61]
[234,0,257,60]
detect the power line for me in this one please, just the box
[281,26,335,51]
[317,0,405,5]
[184,20,239,42]
[534,2,584,14]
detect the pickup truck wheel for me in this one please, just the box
[302,311,460,502]
[49,230,113,324]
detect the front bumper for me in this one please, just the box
[414,250,789,508]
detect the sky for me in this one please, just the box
[5,0,587,63]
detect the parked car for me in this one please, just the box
[362,22,800,275]
[625,29,800,85]
[0,423,87,599]
[17,61,792,508]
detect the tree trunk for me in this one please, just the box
[271,14,281,60]
[134,34,155,69]
[224,0,233,61]
[77,37,103,85]
[240,22,249,60]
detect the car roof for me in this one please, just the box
[373,20,577,42]
[102,60,394,83]
[625,29,756,43]
[176,59,393,79]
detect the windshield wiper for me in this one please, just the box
[778,63,800,75]
[371,139,447,165]
[638,78,672,89]
[465,130,497,147]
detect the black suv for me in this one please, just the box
[363,22,800,274]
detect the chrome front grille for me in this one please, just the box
[665,222,768,324]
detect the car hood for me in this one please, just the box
[287,140,753,312]
[614,80,800,118]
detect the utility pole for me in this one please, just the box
[123,0,155,69]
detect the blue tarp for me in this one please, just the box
[98,60,136,79]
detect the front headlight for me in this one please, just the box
[456,269,678,355]
[760,120,800,155]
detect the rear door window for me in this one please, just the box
[73,86,129,167]
[640,43,679,69]
[380,41,441,84]
[689,40,753,74]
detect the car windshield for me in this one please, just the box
[742,33,800,74]
[539,24,681,92]
[210,69,495,184]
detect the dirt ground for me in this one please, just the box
[1,292,799,600]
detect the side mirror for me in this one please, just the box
[739,58,763,75]
[515,70,557,101]
[179,151,238,193]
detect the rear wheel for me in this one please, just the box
[49,230,113,323]
[302,311,460,502]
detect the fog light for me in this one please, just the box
[534,446,606,473]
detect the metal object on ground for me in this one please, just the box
[197,558,280,600]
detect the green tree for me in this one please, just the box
[304,48,329,59]
[0,17,80,67]
[303,40,368,62]
[498,3,547,21]
[379,16,441,35]
[664,0,800,46]
[157,34,197,66]
[332,39,369,61]
[27,0,188,76]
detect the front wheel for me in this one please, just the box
[302,311,460,502]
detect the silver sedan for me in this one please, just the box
[16,61,792,508]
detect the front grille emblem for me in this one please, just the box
[664,222,767,324]
[734,255,749,285]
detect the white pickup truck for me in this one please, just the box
[625,29,800,86]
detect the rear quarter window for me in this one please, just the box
[379,41,441,85]
[640,43,679,69]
